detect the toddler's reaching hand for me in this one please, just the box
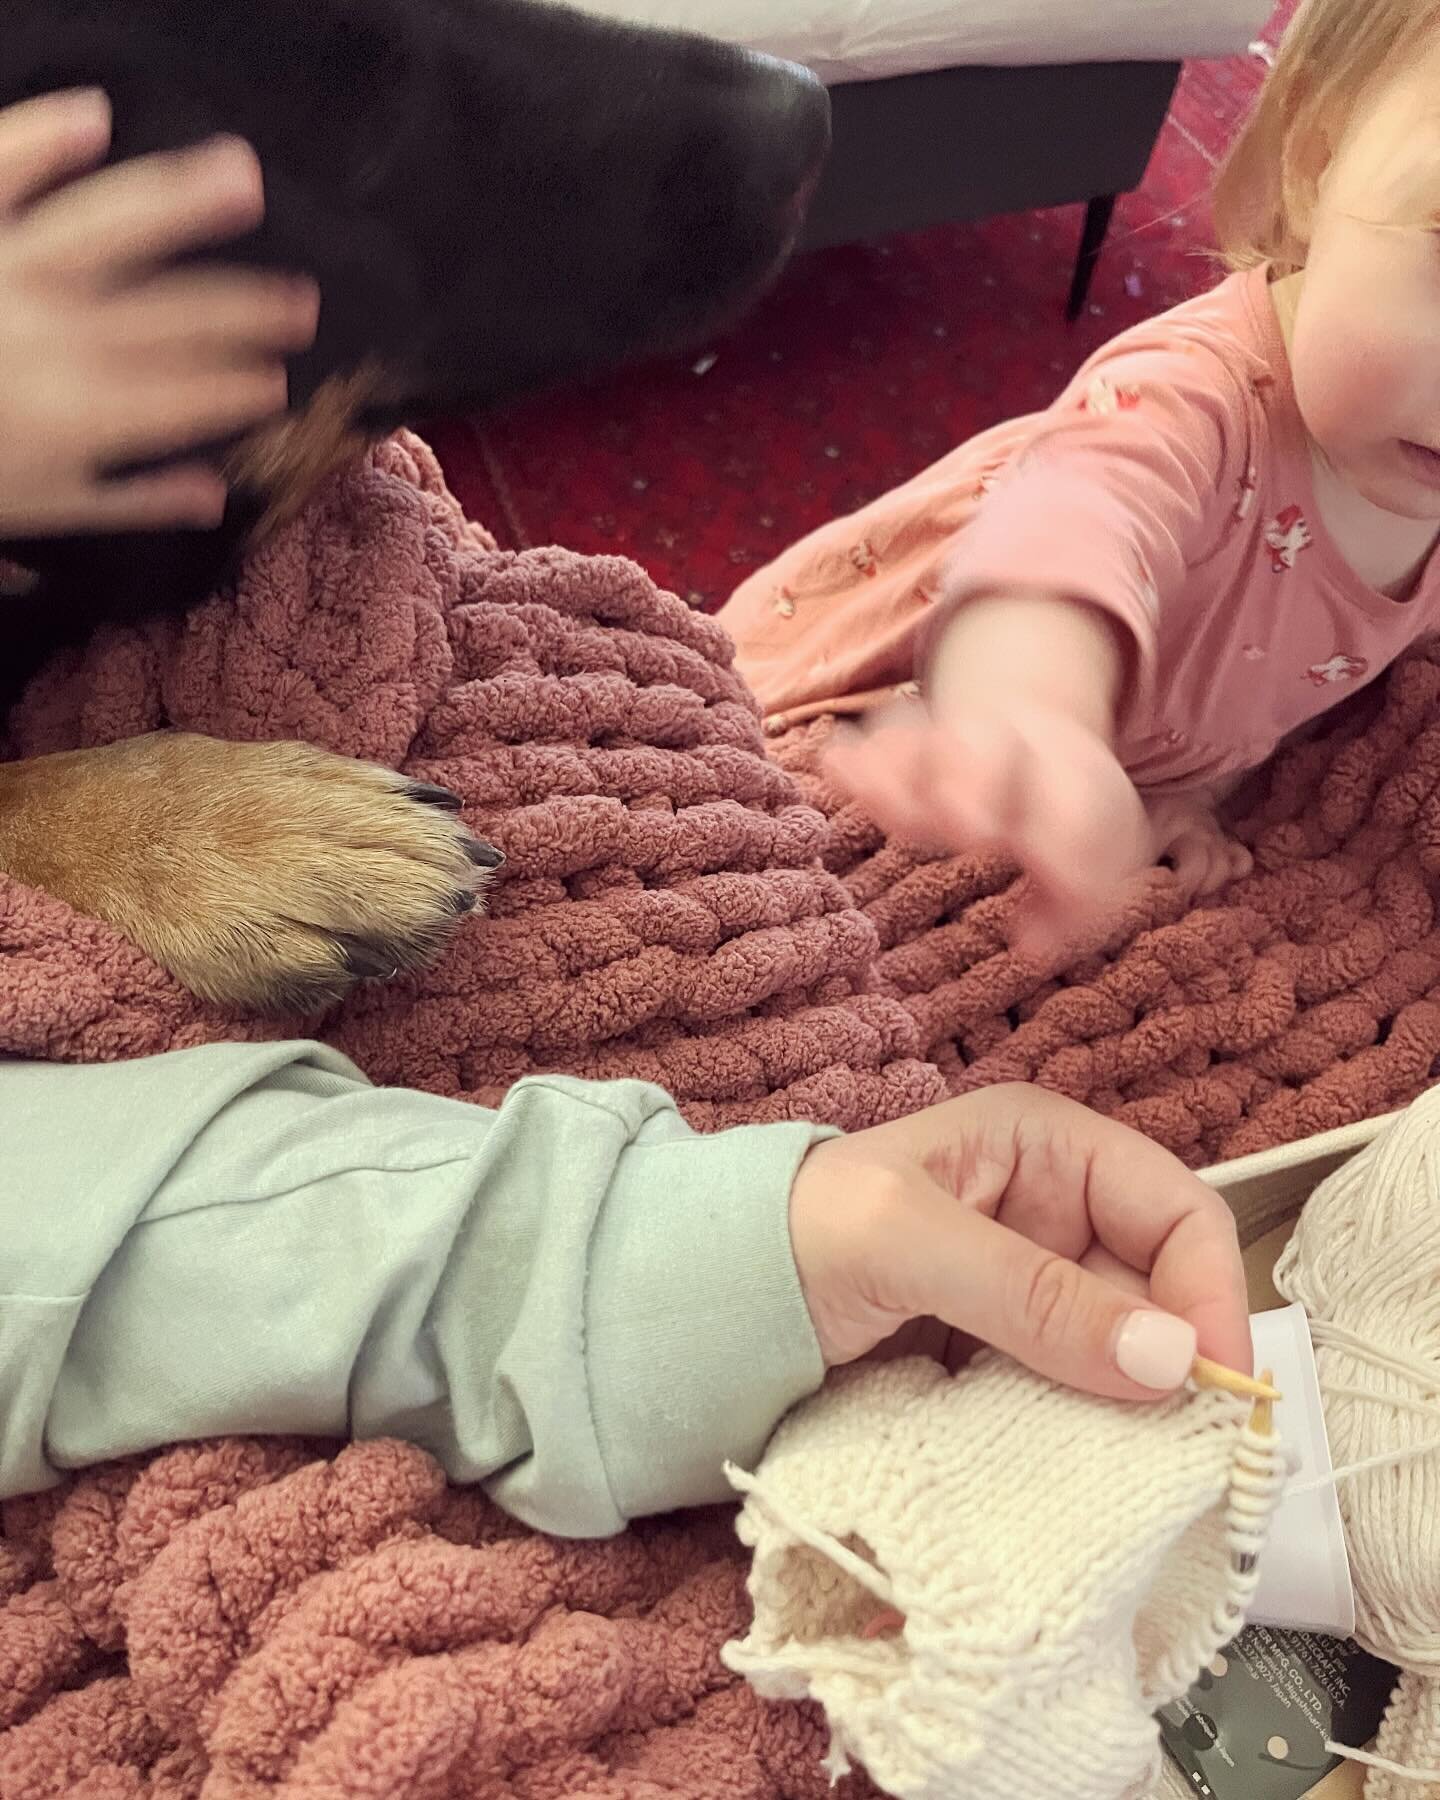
[1144,789,1254,900]
[825,591,1153,955]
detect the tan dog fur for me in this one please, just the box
[0,733,491,1010]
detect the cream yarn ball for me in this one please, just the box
[1274,1088,1440,1798]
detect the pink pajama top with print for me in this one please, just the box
[718,265,1437,793]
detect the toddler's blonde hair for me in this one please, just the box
[1215,0,1439,273]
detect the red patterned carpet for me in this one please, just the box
[430,6,1295,613]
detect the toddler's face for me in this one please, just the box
[1288,45,1440,521]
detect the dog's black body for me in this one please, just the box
[0,0,828,695]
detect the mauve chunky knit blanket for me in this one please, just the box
[5,433,1440,1796]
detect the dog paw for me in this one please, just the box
[0,733,501,1011]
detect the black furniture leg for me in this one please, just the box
[1066,192,1118,321]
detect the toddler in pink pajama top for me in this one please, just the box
[719,0,1440,952]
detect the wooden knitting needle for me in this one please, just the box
[1190,1356,1282,1404]
[1249,1368,1277,1440]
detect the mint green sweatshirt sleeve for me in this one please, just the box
[1,1041,829,1536]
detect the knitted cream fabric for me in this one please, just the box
[723,1355,1285,1800]
[1365,1671,1440,1800]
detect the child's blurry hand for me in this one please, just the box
[0,89,319,537]
[824,592,1151,956]
[1146,790,1254,900]
[789,1083,1251,1401]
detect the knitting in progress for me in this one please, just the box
[1272,1090,1440,1799]
[2,434,1440,1796]
[723,1356,1285,1800]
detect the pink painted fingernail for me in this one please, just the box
[860,1608,906,1640]
[199,135,264,200]
[188,475,229,527]
[1115,1311,1196,1392]
[61,88,111,139]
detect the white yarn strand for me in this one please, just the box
[1310,1317,1440,1403]
[1325,1743,1440,1785]
[1288,1436,1440,1499]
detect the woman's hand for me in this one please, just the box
[789,1083,1251,1400]
[0,89,319,537]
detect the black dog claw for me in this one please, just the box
[343,943,401,980]
[466,839,505,869]
[404,781,465,812]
